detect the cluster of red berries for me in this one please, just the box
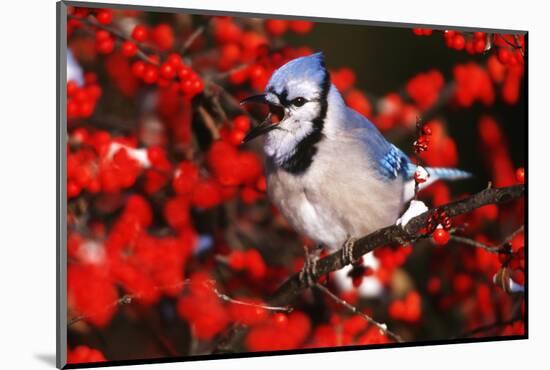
[413,30,524,106]
[372,246,413,285]
[453,63,495,107]
[486,52,524,105]
[68,195,197,327]
[418,120,459,167]
[246,311,311,351]
[69,8,205,98]
[264,19,314,37]
[427,209,452,234]
[227,249,268,279]
[406,69,444,110]
[130,53,204,98]
[426,209,452,246]
[330,67,373,118]
[492,34,525,67]
[67,75,102,119]
[388,291,422,323]
[310,314,390,347]
[67,345,107,364]
[176,273,230,340]
[412,28,433,36]
[413,29,491,55]
[413,123,433,154]
[221,115,251,146]
[478,115,522,187]
[206,140,265,204]
[67,129,145,197]
[444,31,488,54]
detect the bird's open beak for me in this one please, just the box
[240,93,284,143]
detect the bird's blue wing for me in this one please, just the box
[378,145,415,180]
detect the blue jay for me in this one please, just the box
[241,52,470,283]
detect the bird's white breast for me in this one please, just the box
[266,132,405,250]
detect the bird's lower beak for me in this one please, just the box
[242,113,278,143]
[240,93,284,143]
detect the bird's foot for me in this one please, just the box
[341,237,357,266]
[299,246,320,287]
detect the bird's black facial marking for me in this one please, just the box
[268,87,291,106]
[280,68,331,175]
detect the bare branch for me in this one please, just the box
[315,284,403,343]
[450,225,524,254]
[180,25,205,54]
[197,105,221,139]
[68,14,160,66]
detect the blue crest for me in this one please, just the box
[267,52,327,94]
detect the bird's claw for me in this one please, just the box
[299,246,320,287]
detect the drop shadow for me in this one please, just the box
[34,353,57,367]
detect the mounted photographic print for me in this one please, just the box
[57,1,527,368]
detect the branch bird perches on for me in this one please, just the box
[214,184,525,353]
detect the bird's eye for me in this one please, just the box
[291,97,307,107]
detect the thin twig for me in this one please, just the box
[450,225,524,254]
[460,317,521,338]
[210,286,292,313]
[315,284,403,343]
[197,105,221,139]
[214,63,250,80]
[513,35,525,57]
[495,34,524,58]
[68,294,134,326]
[180,25,205,54]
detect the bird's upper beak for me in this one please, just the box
[240,93,284,143]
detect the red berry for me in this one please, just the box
[497,48,511,64]
[67,81,78,97]
[96,9,113,25]
[121,41,137,57]
[422,125,432,136]
[473,31,485,40]
[288,20,313,34]
[192,78,204,94]
[516,167,525,184]
[96,37,115,54]
[228,129,245,146]
[432,227,450,246]
[131,60,146,77]
[152,24,174,51]
[178,65,192,80]
[233,115,250,132]
[166,53,182,68]
[95,29,110,41]
[452,34,465,50]
[273,313,288,326]
[131,25,148,42]
[180,79,194,96]
[159,63,176,79]
[228,250,246,270]
[474,38,486,53]
[172,161,199,195]
[142,65,159,84]
[265,19,288,36]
